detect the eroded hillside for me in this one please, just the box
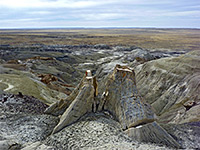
[0,29,200,149]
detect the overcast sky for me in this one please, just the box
[0,0,199,28]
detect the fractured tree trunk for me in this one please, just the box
[98,65,155,130]
[52,81,94,134]
[48,70,98,134]
[45,65,180,148]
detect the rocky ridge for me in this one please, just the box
[135,51,200,124]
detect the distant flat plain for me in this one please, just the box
[0,28,200,51]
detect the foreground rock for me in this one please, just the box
[44,113,172,150]
[0,93,173,150]
[0,93,59,149]
[161,122,200,149]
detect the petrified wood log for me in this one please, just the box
[46,70,97,134]
[45,65,180,148]
[98,65,155,129]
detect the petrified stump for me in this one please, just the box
[45,65,180,148]
[98,65,155,129]
[98,65,180,148]
[46,70,98,134]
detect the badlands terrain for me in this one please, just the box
[0,28,200,149]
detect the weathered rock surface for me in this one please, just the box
[21,141,54,150]
[0,140,21,150]
[135,51,200,124]
[44,113,172,150]
[95,47,185,81]
[161,122,200,149]
[125,121,180,148]
[0,94,59,149]
[38,74,58,84]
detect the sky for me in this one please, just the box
[0,0,199,28]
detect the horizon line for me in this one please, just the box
[0,26,200,30]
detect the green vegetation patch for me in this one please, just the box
[0,73,66,105]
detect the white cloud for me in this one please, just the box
[163,10,200,17]
[0,0,111,8]
[28,11,52,15]
[0,18,41,22]
[0,0,199,28]
[0,0,180,9]
[78,13,125,21]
